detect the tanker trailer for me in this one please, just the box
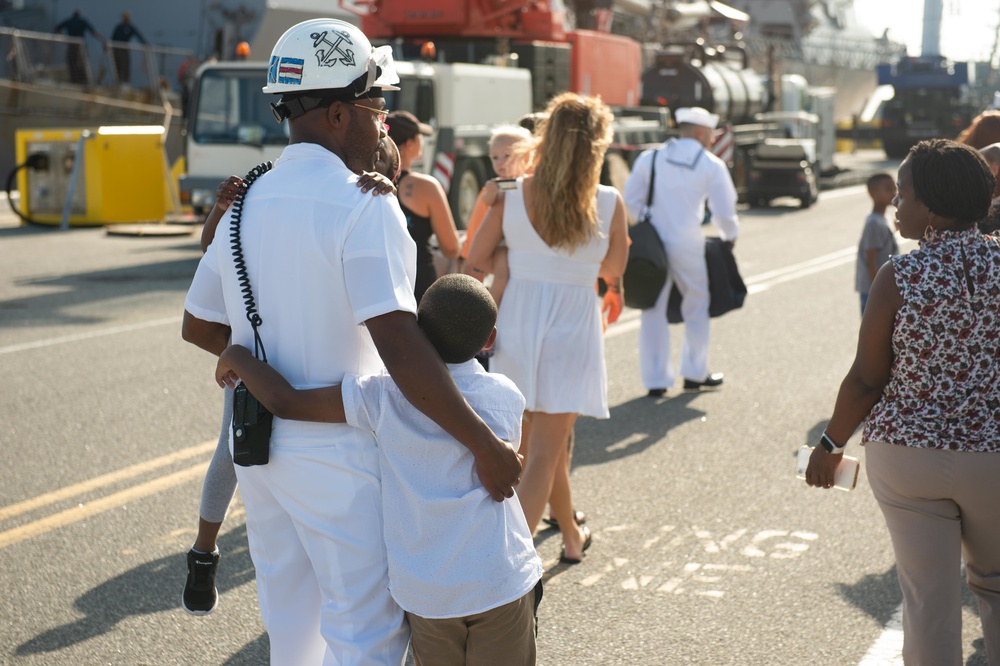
[640,41,766,123]
[640,41,774,197]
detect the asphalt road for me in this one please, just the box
[0,185,991,665]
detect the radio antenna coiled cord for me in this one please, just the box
[229,161,273,362]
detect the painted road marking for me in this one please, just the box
[545,524,819,599]
[0,440,215,521]
[606,238,914,340]
[0,440,215,549]
[819,184,868,199]
[604,246,857,339]
[858,604,904,665]
[0,315,182,355]
[0,461,209,549]
[0,238,893,352]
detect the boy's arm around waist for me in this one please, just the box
[216,345,346,423]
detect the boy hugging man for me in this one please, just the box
[216,274,543,666]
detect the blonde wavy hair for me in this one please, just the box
[529,93,614,250]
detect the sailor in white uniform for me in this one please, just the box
[623,106,739,396]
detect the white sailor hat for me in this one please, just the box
[674,107,720,129]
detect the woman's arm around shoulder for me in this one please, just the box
[200,176,243,253]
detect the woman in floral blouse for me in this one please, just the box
[806,139,1000,665]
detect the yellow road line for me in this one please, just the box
[0,440,216,522]
[0,461,209,549]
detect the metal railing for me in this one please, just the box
[744,35,908,71]
[0,26,194,97]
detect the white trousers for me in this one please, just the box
[234,432,408,666]
[638,236,710,389]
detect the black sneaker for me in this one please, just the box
[182,548,220,615]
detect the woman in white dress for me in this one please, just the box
[467,93,628,562]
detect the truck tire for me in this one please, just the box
[448,158,487,231]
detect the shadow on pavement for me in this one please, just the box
[0,255,201,328]
[223,633,271,665]
[836,566,902,627]
[572,392,705,470]
[835,553,989,664]
[15,525,263,659]
[0,223,54,238]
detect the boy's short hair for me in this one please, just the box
[375,137,401,181]
[866,172,894,193]
[418,274,497,364]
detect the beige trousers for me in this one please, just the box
[405,583,540,666]
[866,441,1000,666]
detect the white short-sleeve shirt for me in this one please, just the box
[341,360,543,619]
[185,142,417,443]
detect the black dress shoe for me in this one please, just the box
[647,388,667,398]
[683,373,724,390]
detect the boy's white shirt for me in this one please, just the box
[341,359,542,619]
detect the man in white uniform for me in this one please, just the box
[624,106,739,397]
[181,19,521,665]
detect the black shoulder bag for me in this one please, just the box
[623,149,669,310]
[230,161,274,467]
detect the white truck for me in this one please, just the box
[179,59,533,227]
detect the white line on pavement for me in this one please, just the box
[605,244,861,339]
[858,604,904,665]
[0,315,181,355]
[818,184,868,199]
[3,240,874,354]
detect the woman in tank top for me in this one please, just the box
[387,110,461,302]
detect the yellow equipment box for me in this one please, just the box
[15,126,172,226]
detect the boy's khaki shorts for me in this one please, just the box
[406,581,542,666]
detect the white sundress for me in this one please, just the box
[491,181,616,419]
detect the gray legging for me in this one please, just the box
[198,386,238,523]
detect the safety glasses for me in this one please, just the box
[350,102,389,127]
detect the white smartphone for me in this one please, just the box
[496,178,518,190]
[796,446,860,491]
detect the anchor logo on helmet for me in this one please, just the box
[311,30,355,68]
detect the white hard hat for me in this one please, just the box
[262,19,399,97]
[674,107,720,129]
